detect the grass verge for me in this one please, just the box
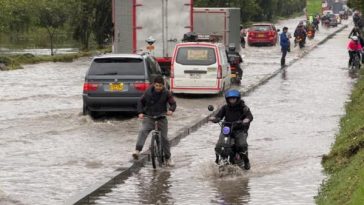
[316,69,364,205]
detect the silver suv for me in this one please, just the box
[82,53,163,116]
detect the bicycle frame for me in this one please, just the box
[146,115,166,169]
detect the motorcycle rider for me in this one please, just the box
[347,36,363,67]
[294,23,307,47]
[209,89,253,170]
[132,76,177,166]
[353,11,361,27]
[226,43,243,80]
[348,27,364,47]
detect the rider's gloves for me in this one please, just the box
[242,118,250,124]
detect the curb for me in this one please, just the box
[65,24,349,205]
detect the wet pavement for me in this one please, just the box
[95,24,354,205]
[0,17,352,204]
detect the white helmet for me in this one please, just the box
[351,36,359,41]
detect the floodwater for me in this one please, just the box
[0,17,352,204]
[94,26,354,204]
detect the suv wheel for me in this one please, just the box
[82,103,88,116]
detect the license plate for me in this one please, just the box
[109,83,123,91]
[190,74,201,79]
[258,34,265,37]
[231,74,237,78]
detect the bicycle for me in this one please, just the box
[350,51,361,72]
[146,115,166,169]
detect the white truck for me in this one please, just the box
[112,0,193,75]
[193,8,241,51]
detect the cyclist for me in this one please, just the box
[347,36,363,67]
[132,76,177,166]
[209,89,253,170]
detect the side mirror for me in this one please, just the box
[208,105,214,111]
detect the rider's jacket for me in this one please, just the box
[214,99,253,131]
[137,86,176,116]
[347,40,363,51]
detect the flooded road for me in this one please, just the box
[0,16,351,204]
[94,27,354,204]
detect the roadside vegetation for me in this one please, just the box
[316,69,364,205]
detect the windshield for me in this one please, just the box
[176,47,216,65]
[89,58,145,75]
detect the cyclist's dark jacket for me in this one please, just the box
[137,86,176,116]
[214,99,253,130]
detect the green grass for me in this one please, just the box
[307,0,322,16]
[0,46,111,70]
[316,69,364,205]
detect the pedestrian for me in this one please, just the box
[280,27,290,67]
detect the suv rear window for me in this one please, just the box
[252,25,271,31]
[89,58,145,75]
[176,47,216,65]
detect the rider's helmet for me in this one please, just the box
[228,43,236,52]
[225,89,241,99]
[351,36,359,41]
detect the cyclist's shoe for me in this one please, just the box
[132,150,140,160]
[166,158,175,167]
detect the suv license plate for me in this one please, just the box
[109,83,123,91]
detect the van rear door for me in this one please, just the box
[173,46,219,88]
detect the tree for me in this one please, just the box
[93,0,113,48]
[71,0,95,50]
[39,4,67,55]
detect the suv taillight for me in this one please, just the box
[217,65,222,79]
[83,83,99,91]
[134,82,150,91]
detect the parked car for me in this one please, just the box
[170,42,231,94]
[328,14,338,27]
[82,53,163,116]
[247,23,278,46]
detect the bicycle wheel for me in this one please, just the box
[157,135,164,167]
[150,134,158,169]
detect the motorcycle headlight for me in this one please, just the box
[222,127,231,135]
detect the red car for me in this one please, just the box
[247,23,278,46]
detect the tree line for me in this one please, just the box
[347,0,364,14]
[194,0,306,24]
[0,0,307,54]
[0,0,112,54]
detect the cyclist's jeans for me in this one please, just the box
[215,130,248,155]
[135,117,171,159]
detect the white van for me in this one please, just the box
[170,42,231,94]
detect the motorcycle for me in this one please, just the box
[208,105,245,174]
[227,54,242,85]
[295,36,305,48]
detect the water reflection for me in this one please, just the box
[136,170,173,204]
[210,178,250,204]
